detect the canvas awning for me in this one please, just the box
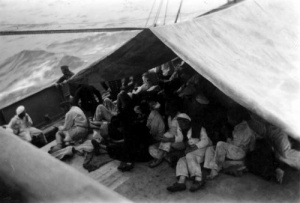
[71,29,177,84]
[71,0,300,140]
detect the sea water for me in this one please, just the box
[0,31,139,108]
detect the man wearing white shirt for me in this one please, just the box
[204,108,256,179]
[148,99,185,168]
[53,99,89,151]
[8,105,47,146]
[167,113,212,192]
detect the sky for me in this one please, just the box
[0,0,227,30]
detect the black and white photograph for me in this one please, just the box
[0,0,299,202]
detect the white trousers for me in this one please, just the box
[176,148,206,179]
[204,141,245,171]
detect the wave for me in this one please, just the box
[0,30,140,109]
[0,49,85,108]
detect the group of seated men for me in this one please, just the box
[7,61,300,193]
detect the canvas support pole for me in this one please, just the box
[0,128,131,203]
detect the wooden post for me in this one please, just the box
[0,128,131,203]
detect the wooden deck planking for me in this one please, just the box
[42,141,300,203]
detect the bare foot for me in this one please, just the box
[275,168,284,184]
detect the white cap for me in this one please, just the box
[177,113,191,121]
[16,106,25,115]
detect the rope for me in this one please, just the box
[153,0,164,27]
[145,0,157,27]
[174,0,184,23]
[164,0,169,25]
[0,27,145,36]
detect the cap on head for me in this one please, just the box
[177,113,191,122]
[16,106,25,115]
[61,65,69,71]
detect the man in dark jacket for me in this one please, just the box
[73,84,102,115]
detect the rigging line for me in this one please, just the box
[164,0,169,25]
[1,17,156,27]
[153,0,164,27]
[145,0,157,27]
[0,9,204,27]
[0,27,145,36]
[174,0,183,23]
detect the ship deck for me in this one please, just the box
[42,140,300,203]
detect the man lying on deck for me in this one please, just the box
[167,113,212,193]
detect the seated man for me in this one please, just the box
[204,107,256,179]
[248,113,300,170]
[158,61,182,95]
[94,98,116,123]
[94,88,133,122]
[167,114,212,193]
[148,99,185,168]
[132,72,159,96]
[51,99,89,152]
[100,79,122,101]
[177,76,210,122]
[91,98,117,148]
[107,103,152,172]
[91,91,134,150]
[146,97,165,143]
[73,84,102,116]
[7,105,47,147]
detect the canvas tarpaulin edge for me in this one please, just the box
[150,0,300,140]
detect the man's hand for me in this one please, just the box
[58,126,64,131]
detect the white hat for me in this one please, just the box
[16,106,25,115]
[177,113,191,121]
